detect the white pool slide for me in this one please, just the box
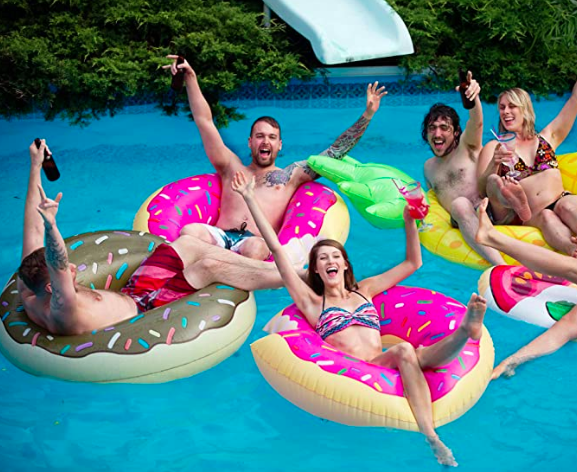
[263,0,414,64]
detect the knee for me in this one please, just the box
[555,197,576,221]
[537,209,558,227]
[486,174,500,189]
[179,223,211,243]
[450,197,473,221]
[238,238,270,260]
[394,342,419,365]
[187,258,220,287]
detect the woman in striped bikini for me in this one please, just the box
[233,171,487,467]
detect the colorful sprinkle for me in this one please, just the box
[417,300,433,304]
[198,293,211,297]
[195,204,202,219]
[60,345,70,355]
[104,326,115,332]
[23,328,31,337]
[312,207,326,214]
[316,360,334,366]
[182,317,188,328]
[395,303,405,309]
[186,301,201,306]
[321,345,338,352]
[458,356,466,370]
[445,312,456,317]
[380,319,392,326]
[361,374,372,381]
[129,314,145,324]
[434,368,448,373]
[138,338,150,349]
[46,335,54,341]
[158,193,170,200]
[418,310,426,316]
[430,333,445,340]
[163,307,171,320]
[8,321,27,326]
[95,236,109,245]
[115,231,132,237]
[108,332,121,349]
[216,285,235,290]
[92,262,98,274]
[31,332,40,346]
[373,382,383,392]
[70,241,84,250]
[205,191,211,205]
[406,327,412,337]
[211,315,221,322]
[118,248,128,255]
[380,372,394,386]
[282,333,300,338]
[218,299,235,307]
[149,330,160,338]
[2,312,10,321]
[307,221,317,229]
[76,342,93,352]
[449,320,456,330]
[463,350,474,356]
[166,327,176,344]
[148,241,155,252]
[124,339,132,350]
[115,263,128,279]
[77,264,87,272]
[437,381,444,391]
[310,353,321,358]
[104,274,113,290]
[107,252,113,265]
[199,320,206,330]
[418,321,431,332]
[451,374,461,380]
[337,368,348,375]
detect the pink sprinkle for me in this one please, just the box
[167,327,175,345]
[124,338,132,350]
[163,307,171,320]
[198,293,211,297]
[107,252,113,265]
[31,332,40,346]
[105,274,113,290]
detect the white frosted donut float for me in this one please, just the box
[0,230,256,383]
[252,286,494,430]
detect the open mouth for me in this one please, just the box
[259,148,271,158]
[433,139,444,150]
[326,267,338,277]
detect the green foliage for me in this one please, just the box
[388,0,577,100]
[0,0,313,125]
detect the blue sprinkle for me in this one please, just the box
[205,190,211,206]
[430,333,445,340]
[310,353,321,358]
[186,301,200,306]
[2,312,10,321]
[187,208,192,215]
[418,310,426,316]
[382,290,388,295]
[179,189,189,195]
[8,321,28,327]
[148,241,155,252]
[149,205,157,211]
[445,312,455,317]
[90,283,96,290]
[16,305,25,312]
[91,330,97,335]
[380,319,392,326]
[130,314,145,323]
[70,241,84,250]
[380,372,394,386]
[216,285,235,290]
[138,338,150,349]
[451,374,461,380]
[182,317,188,328]
[60,345,71,355]
[116,262,129,280]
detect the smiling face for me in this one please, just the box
[426,117,459,157]
[248,120,282,168]
[497,88,536,138]
[306,239,358,295]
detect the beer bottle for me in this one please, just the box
[459,70,475,110]
[34,138,60,181]
[171,56,185,93]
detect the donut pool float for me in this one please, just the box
[133,173,350,263]
[252,286,494,430]
[419,152,577,270]
[478,264,577,328]
[0,230,256,383]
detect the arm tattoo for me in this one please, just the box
[264,161,318,186]
[320,115,370,159]
[45,226,69,271]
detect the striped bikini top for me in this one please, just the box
[315,291,380,340]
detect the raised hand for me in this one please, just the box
[36,185,62,228]
[29,139,51,168]
[163,55,195,78]
[231,171,255,198]
[365,81,387,118]
[455,71,481,102]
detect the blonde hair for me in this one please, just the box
[497,88,536,138]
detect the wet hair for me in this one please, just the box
[306,239,358,295]
[250,116,281,138]
[497,88,536,138]
[421,103,462,145]
[18,247,49,295]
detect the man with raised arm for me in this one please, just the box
[423,72,505,266]
[17,140,294,335]
[165,55,387,260]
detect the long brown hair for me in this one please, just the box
[306,239,358,295]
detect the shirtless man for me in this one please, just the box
[164,55,386,260]
[477,82,577,256]
[475,198,577,379]
[18,140,293,335]
[423,72,505,265]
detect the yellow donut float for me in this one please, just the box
[419,152,577,270]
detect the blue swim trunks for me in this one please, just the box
[200,223,261,253]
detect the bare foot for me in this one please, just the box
[475,198,497,247]
[461,293,486,340]
[491,357,520,380]
[570,236,577,258]
[427,435,458,467]
[498,176,532,221]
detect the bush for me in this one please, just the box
[389,0,577,100]
[0,0,314,125]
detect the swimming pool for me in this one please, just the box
[1,85,577,471]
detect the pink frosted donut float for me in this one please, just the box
[133,173,350,261]
[252,285,494,430]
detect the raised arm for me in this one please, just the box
[358,206,423,298]
[22,140,50,261]
[458,71,483,154]
[231,171,319,321]
[37,186,79,333]
[164,55,239,173]
[540,80,577,149]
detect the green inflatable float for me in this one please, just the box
[307,155,422,229]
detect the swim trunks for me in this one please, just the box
[545,191,573,212]
[200,222,262,253]
[499,134,558,180]
[315,291,380,340]
[121,244,196,312]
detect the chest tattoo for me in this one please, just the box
[264,163,299,187]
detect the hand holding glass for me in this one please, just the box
[491,130,520,178]
[397,181,430,219]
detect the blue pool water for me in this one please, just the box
[1,89,577,471]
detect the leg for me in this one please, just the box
[527,209,577,256]
[183,257,286,291]
[416,294,486,369]
[554,194,577,235]
[476,198,577,283]
[450,197,505,265]
[371,343,457,467]
[492,305,577,379]
[234,237,271,261]
[179,223,219,245]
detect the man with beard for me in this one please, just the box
[423,72,505,265]
[165,55,387,260]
